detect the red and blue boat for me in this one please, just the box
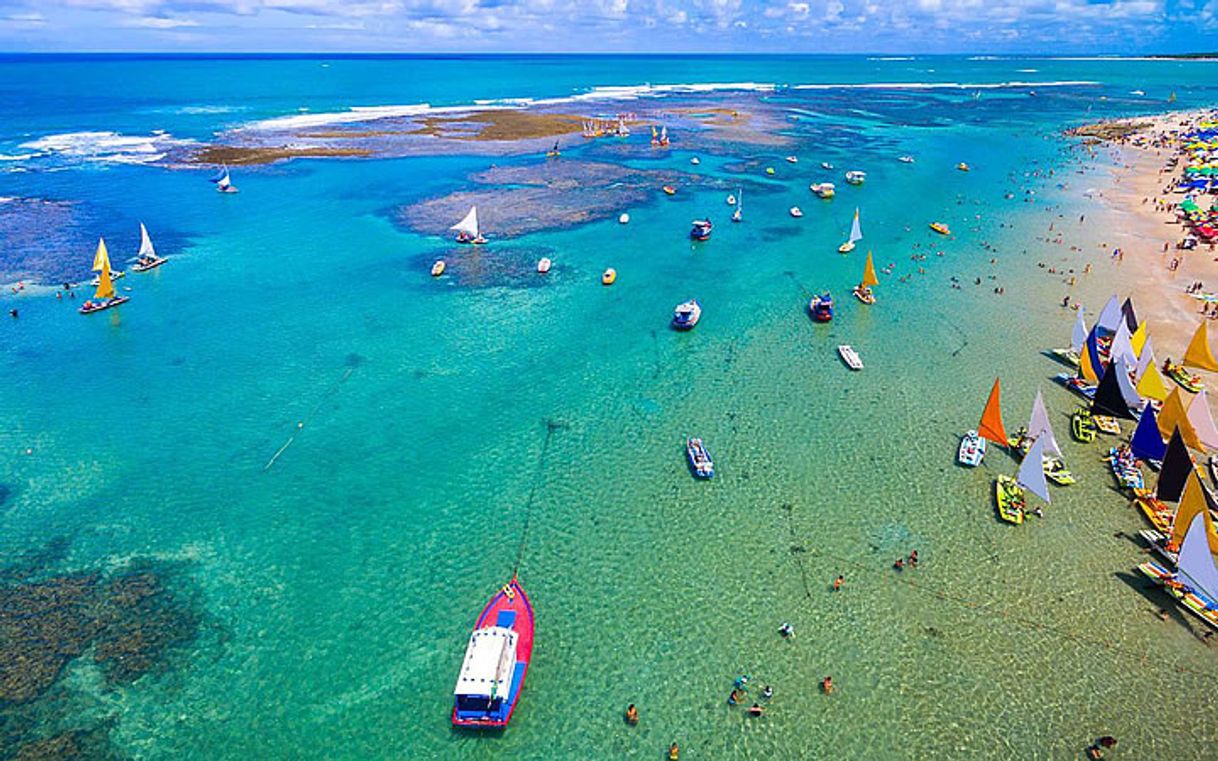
[689,219,713,241]
[452,577,535,729]
[809,292,833,322]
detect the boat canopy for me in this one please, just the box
[454,626,517,698]
[451,206,480,237]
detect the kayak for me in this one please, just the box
[1071,408,1098,442]
[995,475,1026,525]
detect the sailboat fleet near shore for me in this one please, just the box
[962,292,1218,631]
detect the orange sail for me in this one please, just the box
[978,378,1007,446]
[1183,320,1218,372]
[1158,387,1205,450]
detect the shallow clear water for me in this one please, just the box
[2,55,1218,758]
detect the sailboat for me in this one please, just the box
[650,126,659,146]
[1053,308,1088,366]
[89,235,125,286]
[1169,320,1218,392]
[131,223,167,272]
[1009,390,1074,485]
[838,208,862,253]
[79,238,130,314]
[212,165,238,194]
[996,436,1052,524]
[659,126,670,146]
[452,206,487,245]
[1133,427,1191,533]
[1138,472,1218,630]
[852,251,879,304]
[731,190,742,223]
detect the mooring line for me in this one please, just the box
[513,418,566,578]
[263,367,355,472]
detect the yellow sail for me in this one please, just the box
[91,237,111,272]
[1130,321,1147,357]
[1136,362,1170,402]
[1183,320,1218,372]
[93,256,115,300]
[1169,471,1218,554]
[1158,387,1205,450]
[860,251,879,289]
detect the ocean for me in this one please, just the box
[2,54,1218,758]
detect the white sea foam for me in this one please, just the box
[0,153,37,161]
[791,80,1099,90]
[18,130,193,165]
[868,57,915,61]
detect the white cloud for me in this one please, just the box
[123,15,199,26]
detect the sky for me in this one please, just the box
[0,0,1215,53]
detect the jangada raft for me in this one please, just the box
[452,578,535,729]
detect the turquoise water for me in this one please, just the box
[3,55,1218,758]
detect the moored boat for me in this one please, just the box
[844,170,866,185]
[821,161,834,170]
[686,437,714,478]
[537,257,552,274]
[957,162,971,172]
[212,165,238,193]
[838,208,862,253]
[838,344,863,371]
[452,578,535,728]
[690,157,700,166]
[789,207,803,218]
[690,219,713,240]
[786,155,798,164]
[809,292,833,322]
[958,430,986,466]
[672,299,701,330]
[810,182,836,199]
[995,475,1026,524]
[1093,415,1121,435]
[431,260,446,277]
[1107,444,1145,490]
[725,194,736,206]
[619,213,630,224]
[898,155,915,164]
[853,251,879,304]
[1071,408,1098,442]
[731,190,743,223]
[1165,361,1203,393]
[602,268,616,285]
[663,185,677,195]
[929,222,951,235]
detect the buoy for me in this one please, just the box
[619,213,630,224]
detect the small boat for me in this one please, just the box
[212,165,238,194]
[690,157,700,166]
[537,258,552,274]
[853,251,879,304]
[1106,445,1145,491]
[786,156,798,164]
[1134,490,1173,533]
[1137,528,1179,565]
[1093,415,1121,435]
[731,190,742,223]
[958,430,987,466]
[79,238,130,315]
[686,437,714,478]
[810,183,836,199]
[1071,408,1097,442]
[451,577,534,728]
[838,344,863,371]
[957,162,971,172]
[995,475,1026,524]
[690,219,713,241]
[602,268,616,285]
[452,206,487,245]
[821,162,834,170]
[1166,362,1203,393]
[898,155,915,164]
[844,170,866,185]
[663,186,677,196]
[672,299,702,330]
[809,292,833,323]
[1056,372,1097,400]
[789,207,803,218]
[725,194,736,206]
[929,222,951,235]
[838,207,863,253]
[1043,458,1076,486]
[765,167,775,175]
[1050,347,1081,367]
[619,213,630,224]
[130,222,167,272]
[431,260,446,277]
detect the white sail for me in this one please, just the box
[1096,295,1122,333]
[1026,390,1062,457]
[1109,321,1138,367]
[138,223,156,259]
[1017,436,1052,504]
[737,189,742,209]
[1114,358,1143,411]
[451,206,479,237]
[1071,309,1087,354]
[1135,336,1155,381]
[660,126,668,142]
[1187,390,1218,451]
[848,208,863,244]
[1177,510,1218,602]
[217,168,231,189]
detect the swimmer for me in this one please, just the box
[747,703,765,717]
[669,742,680,760]
[833,575,843,591]
[728,689,742,705]
[734,675,750,690]
[778,623,795,638]
[894,558,904,570]
[821,676,833,694]
[762,685,774,699]
[909,550,919,566]
[625,704,639,724]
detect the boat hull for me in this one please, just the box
[452,580,535,729]
[132,258,167,273]
[78,296,129,314]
